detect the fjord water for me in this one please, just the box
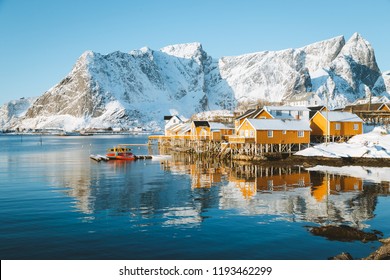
[1,135,389,260]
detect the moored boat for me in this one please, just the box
[106,144,136,160]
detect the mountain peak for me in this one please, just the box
[160,42,204,59]
[339,32,380,72]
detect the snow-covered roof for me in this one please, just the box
[178,123,191,134]
[168,123,184,133]
[246,119,311,131]
[319,111,363,122]
[269,112,295,119]
[264,106,310,111]
[209,122,234,131]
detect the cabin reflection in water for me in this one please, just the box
[160,158,390,227]
[162,160,312,199]
[229,165,311,199]
[310,172,363,202]
[162,158,230,189]
[162,159,369,202]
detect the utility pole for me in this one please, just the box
[325,91,329,145]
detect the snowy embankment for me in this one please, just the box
[306,165,390,183]
[296,127,390,159]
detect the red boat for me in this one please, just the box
[106,144,136,160]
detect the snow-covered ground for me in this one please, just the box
[296,127,390,158]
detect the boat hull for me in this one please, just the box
[106,152,135,160]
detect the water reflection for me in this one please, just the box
[161,156,390,228]
[41,147,390,229]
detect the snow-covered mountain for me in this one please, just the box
[1,33,388,131]
[0,97,37,129]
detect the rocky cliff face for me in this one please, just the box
[0,97,36,129]
[1,33,387,131]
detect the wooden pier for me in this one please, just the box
[148,135,309,160]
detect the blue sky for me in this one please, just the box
[0,0,389,105]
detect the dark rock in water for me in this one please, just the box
[309,225,380,242]
[328,252,353,260]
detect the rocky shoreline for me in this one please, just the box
[331,238,390,260]
[290,155,390,167]
[307,225,390,260]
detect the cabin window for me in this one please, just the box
[335,123,341,130]
[353,123,359,130]
[240,130,244,136]
[282,130,286,135]
[267,130,273,138]
[276,111,282,116]
[298,131,304,137]
[245,130,249,138]
[249,130,254,137]
[298,111,303,116]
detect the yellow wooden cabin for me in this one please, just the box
[191,121,210,140]
[191,121,234,141]
[234,106,311,132]
[310,111,363,140]
[233,118,311,145]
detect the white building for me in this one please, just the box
[263,105,311,120]
[286,92,323,107]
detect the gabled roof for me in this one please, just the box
[164,116,173,121]
[379,103,390,110]
[307,105,327,111]
[178,123,191,134]
[235,108,263,120]
[308,105,327,119]
[245,118,311,131]
[193,121,210,127]
[317,111,363,122]
[343,103,385,112]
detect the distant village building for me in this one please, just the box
[310,111,363,142]
[190,121,234,141]
[285,92,323,107]
[351,96,390,105]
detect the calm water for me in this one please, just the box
[0,135,389,260]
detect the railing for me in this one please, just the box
[227,136,255,144]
